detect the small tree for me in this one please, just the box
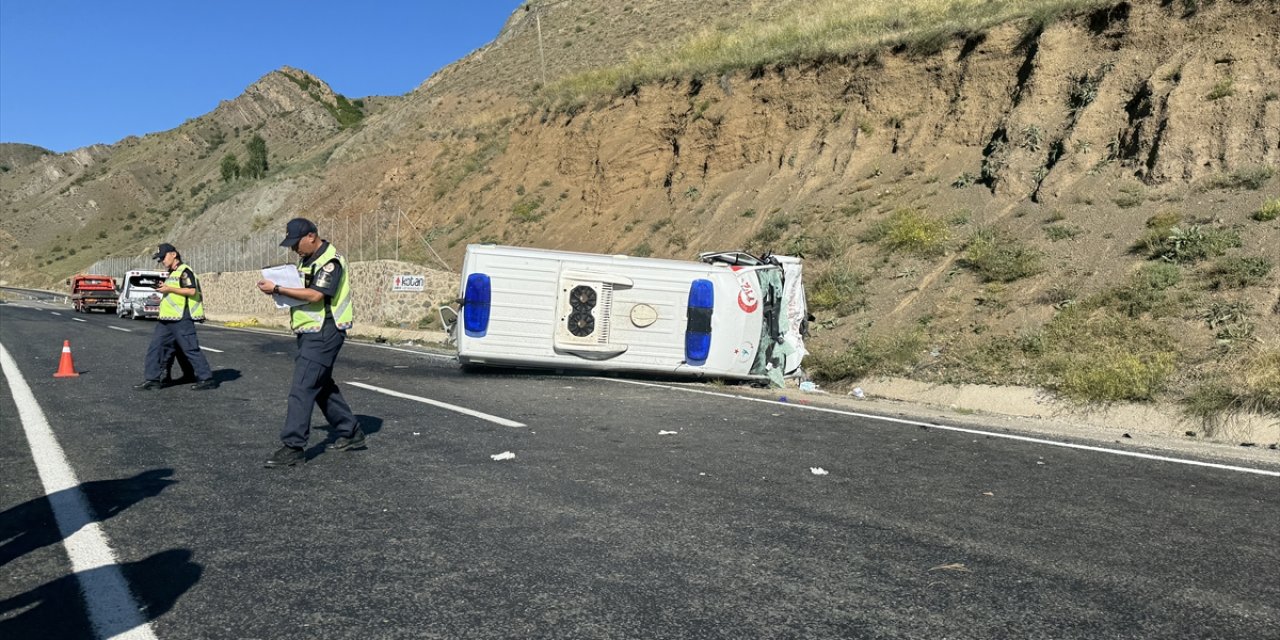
[220,153,240,182]
[244,134,269,179]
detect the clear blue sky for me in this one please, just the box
[0,0,525,152]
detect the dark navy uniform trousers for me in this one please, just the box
[282,318,357,448]
[144,318,213,382]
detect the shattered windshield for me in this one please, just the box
[127,275,164,290]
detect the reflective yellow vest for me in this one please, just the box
[290,243,354,334]
[158,263,204,321]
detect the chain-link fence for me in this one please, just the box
[87,209,454,279]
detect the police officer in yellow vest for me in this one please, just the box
[257,218,365,468]
[134,243,218,391]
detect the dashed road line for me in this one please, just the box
[602,378,1280,478]
[200,346,224,353]
[347,381,526,428]
[108,326,132,333]
[0,343,160,640]
[73,317,88,323]
[51,311,63,316]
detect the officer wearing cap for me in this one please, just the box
[257,218,365,468]
[133,243,218,391]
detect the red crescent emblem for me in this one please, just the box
[731,267,759,313]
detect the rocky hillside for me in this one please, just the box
[0,67,386,280]
[1,0,1277,419]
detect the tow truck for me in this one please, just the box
[69,274,118,313]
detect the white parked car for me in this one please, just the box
[116,270,167,320]
[444,244,809,384]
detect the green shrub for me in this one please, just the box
[784,234,842,260]
[750,213,791,246]
[807,266,867,315]
[1181,348,1280,436]
[1254,198,1280,222]
[1036,307,1178,402]
[1044,224,1082,241]
[1206,256,1272,290]
[962,228,1044,282]
[1092,262,1181,317]
[511,196,545,223]
[807,330,925,382]
[1201,165,1275,191]
[632,241,653,257]
[860,208,948,256]
[1205,77,1234,101]
[1113,184,1145,208]
[1144,225,1241,263]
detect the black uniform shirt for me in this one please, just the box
[301,241,344,301]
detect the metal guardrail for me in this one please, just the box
[0,285,66,301]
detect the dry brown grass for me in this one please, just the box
[550,0,1113,103]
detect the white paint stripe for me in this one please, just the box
[353,342,457,360]
[73,317,88,323]
[347,380,526,427]
[0,344,160,640]
[52,312,63,316]
[108,326,132,333]
[200,346,224,353]
[602,378,1280,478]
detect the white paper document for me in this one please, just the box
[262,265,306,308]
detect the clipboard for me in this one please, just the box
[262,264,307,308]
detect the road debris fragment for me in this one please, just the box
[490,451,516,461]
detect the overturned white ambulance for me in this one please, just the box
[445,244,808,384]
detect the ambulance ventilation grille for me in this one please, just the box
[598,284,613,343]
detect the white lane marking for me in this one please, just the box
[200,346,224,353]
[354,342,457,361]
[52,312,63,316]
[108,326,132,333]
[0,343,160,640]
[347,381,526,428]
[602,379,1280,478]
[73,318,88,323]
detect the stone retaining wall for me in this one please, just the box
[198,260,457,336]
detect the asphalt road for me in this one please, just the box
[2,300,1278,640]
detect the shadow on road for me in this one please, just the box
[210,368,242,384]
[0,468,177,568]
[0,548,202,640]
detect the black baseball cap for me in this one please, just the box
[152,242,178,261]
[279,217,318,247]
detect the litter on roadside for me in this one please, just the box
[658,430,678,435]
[810,467,829,475]
[490,451,516,461]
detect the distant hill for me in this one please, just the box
[0,143,53,173]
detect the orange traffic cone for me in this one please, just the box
[54,340,80,378]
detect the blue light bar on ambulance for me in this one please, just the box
[685,279,713,365]
[463,273,491,337]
